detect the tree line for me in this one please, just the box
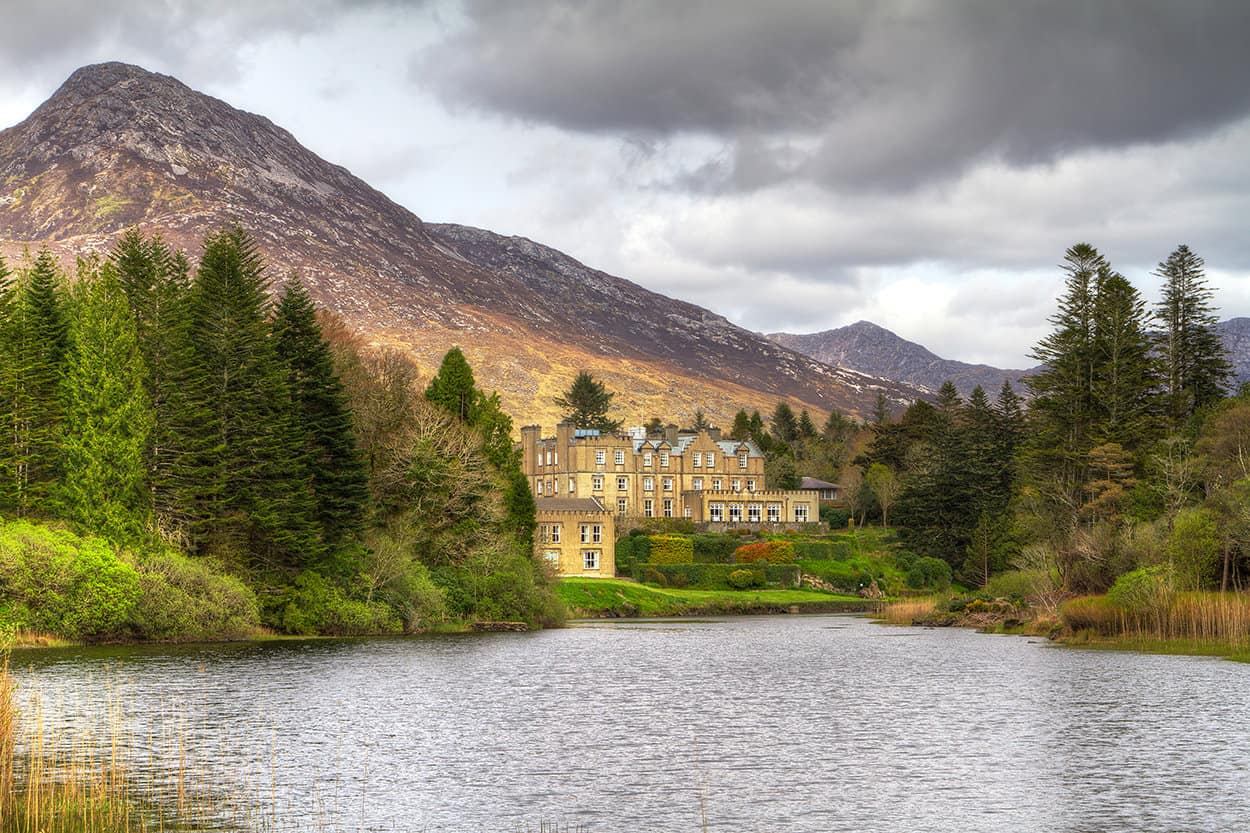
[0,229,560,634]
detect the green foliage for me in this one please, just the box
[797,558,880,594]
[728,568,761,589]
[634,561,798,589]
[1167,508,1221,590]
[692,533,738,563]
[906,556,952,590]
[820,506,851,529]
[277,571,401,636]
[764,448,799,490]
[553,370,621,432]
[129,549,260,641]
[647,534,694,564]
[1154,245,1232,425]
[1107,565,1175,615]
[425,346,479,422]
[273,277,369,550]
[55,261,153,544]
[984,569,1051,604]
[734,540,795,564]
[1059,595,1123,636]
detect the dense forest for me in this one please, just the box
[0,228,561,640]
[707,242,1248,605]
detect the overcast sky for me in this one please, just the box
[3,0,1250,367]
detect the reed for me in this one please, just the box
[876,596,938,625]
[1061,591,1250,649]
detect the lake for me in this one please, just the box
[10,615,1250,832]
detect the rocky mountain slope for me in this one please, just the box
[0,62,922,427]
[774,318,1250,399]
[769,321,1032,397]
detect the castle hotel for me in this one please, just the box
[523,422,822,577]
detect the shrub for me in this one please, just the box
[278,572,402,636]
[648,535,694,564]
[794,540,836,560]
[820,507,851,529]
[1107,566,1175,615]
[130,549,260,641]
[692,533,738,564]
[984,570,1045,604]
[1059,595,1123,636]
[734,540,796,565]
[633,563,798,590]
[906,556,952,590]
[728,569,761,589]
[797,558,879,594]
[615,537,638,575]
[643,567,668,587]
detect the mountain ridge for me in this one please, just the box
[0,62,925,427]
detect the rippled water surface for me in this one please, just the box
[11,615,1250,832]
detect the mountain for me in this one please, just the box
[0,62,923,427]
[768,321,1032,397]
[1217,318,1250,388]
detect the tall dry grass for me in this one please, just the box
[1062,592,1250,647]
[876,597,938,625]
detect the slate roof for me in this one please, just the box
[535,497,610,513]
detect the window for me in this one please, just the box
[684,507,692,518]
[748,504,762,523]
[693,452,703,468]
[729,503,743,523]
[643,452,653,467]
[660,452,670,466]
[794,504,810,523]
[553,451,558,466]
[549,524,561,543]
[592,475,604,491]
[644,499,654,518]
[545,451,552,466]
[662,477,673,492]
[747,479,756,493]
[583,550,600,571]
[739,453,749,469]
[767,504,781,523]
[663,499,674,518]
[553,478,559,494]
[643,477,654,492]
[538,523,549,543]
[615,449,625,465]
[617,476,628,491]
[693,477,704,491]
[580,524,602,544]
[712,478,722,491]
[537,479,544,495]
[710,503,724,522]
[595,449,606,466]
[537,453,543,468]
[706,452,716,468]
[568,477,575,494]
[731,479,741,492]
[617,498,627,514]
[545,479,553,494]
[543,550,560,569]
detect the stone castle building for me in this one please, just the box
[524,422,821,576]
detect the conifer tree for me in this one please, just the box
[177,229,317,568]
[797,409,817,439]
[730,409,751,440]
[273,277,369,550]
[691,409,710,432]
[770,402,798,443]
[936,381,962,409]
[554,371,621,432]
[56,262,153,542]
[5,249,69,515]
[1090,270,1160,451]
[1153,245,1232,425]
[426,347,479,422]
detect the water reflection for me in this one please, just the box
[11,617,1250,832]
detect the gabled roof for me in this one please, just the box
[535,497,610,513]
[800,477,839,490]
[717,439,763,457]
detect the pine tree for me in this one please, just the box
[0,253,15,510]
[691,409,710,432]
[1153,245,1232,425]
[1025,243,1105,509]
[55,262,153,542]
[273,277,369,550]
[426,347,479,423]
[936,381,962,409]
[729,410,751,440]
[770,402,798,443]
[553,371,621,432]
[797,409,817,439]
[5,248,69,515]
[110,231,194,531]
[1090,270,1160,451]
[177,229,317,568]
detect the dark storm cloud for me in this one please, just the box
[417,0,1250,191]
[0,1,407,88]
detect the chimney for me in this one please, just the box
[706,427,722,442]
[664,423,679,445]
[556,422,573,462]
[520,425,541,473]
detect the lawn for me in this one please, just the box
[556,577,872,618]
